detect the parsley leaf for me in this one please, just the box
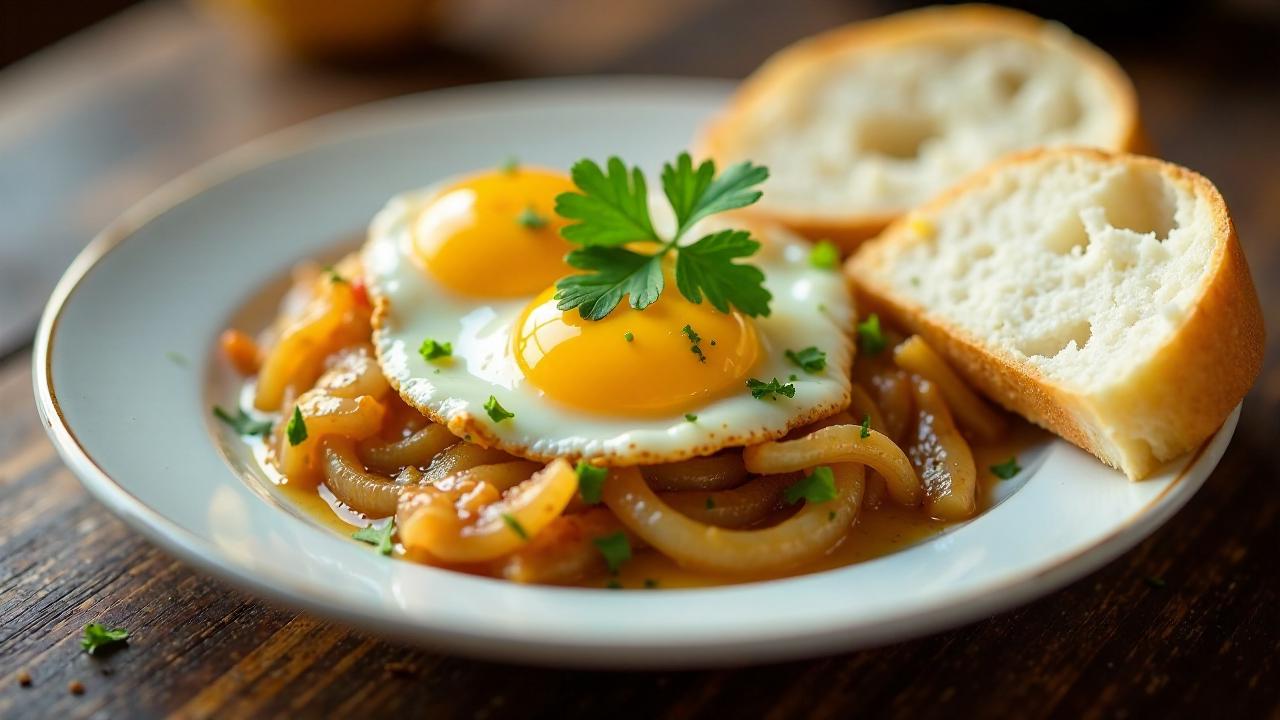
[419,338,452,362]
[661,154,768,239]
[747,377,796,400]
[593,532,631,573]
[783,466,837,505]
[516,206,548,229]
[286,406,307,446]
[674,230,772,317]
[685,413,698,422]
[502,513,529,540]
[785,346,827,374]
[213,405,272,437]
[624,331,634,342]
[990,457,1021,479]
[353,520,395,555]
[856,313,887,355]
[484,396,515,423]
[556,157,659,246]
[809,239,840,269]
[553,153,771,320]
[860,414,872,439]
[576,461,607,505]
[555,246,664,320]
[501,156,519,174]
[81,623,129,656]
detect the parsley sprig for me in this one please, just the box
[353,520,396,555]
[81,623,129,656]
[553,153,772,320]
[785,346,827,374]
[576,461,607,505]
[783,466,838,505]
[213,405,272,437]
[747,377,796,400]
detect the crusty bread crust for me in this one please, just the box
[701,4,1144,253]
[847,147,1264,480]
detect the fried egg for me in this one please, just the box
[363,166,854,464]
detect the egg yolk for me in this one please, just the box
[514,286,761,416]
[413,168,575,297]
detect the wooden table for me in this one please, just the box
[2,1,1277,717]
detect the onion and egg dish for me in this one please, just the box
[215,154,1029,588]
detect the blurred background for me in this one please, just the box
[0,0,1277,360]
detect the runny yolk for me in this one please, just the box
[413,168,575,297]
[513,286,761,417]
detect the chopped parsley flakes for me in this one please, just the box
[516,206,549,229]
[576,461,607,505]
[860,414,872,438]
[352,520,395,555]
[418,338,452,362]
[747,377,796,400]
[593,532,631,573]
[990,457,1022,479]
[809,239,840,269]
[682,324,706,363]
[783,466,838,505]
[785,346,827,374]
[502,513,529,540]
[213,405,272,437]
[685,413,698,422]
[705,496,715,510]
[501,156,519,174]
[484,396,515,423]
[624,331,634,343]
[552,153,771,320]
[856,313,887,355]
[81,623,129,656]
[286,406,308,446]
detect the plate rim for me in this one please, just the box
[30,76,1235,668]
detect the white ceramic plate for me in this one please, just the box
[33,77,1237,668]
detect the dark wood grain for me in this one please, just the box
[1,0,1278,718]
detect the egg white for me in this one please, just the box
[362,184,855,465]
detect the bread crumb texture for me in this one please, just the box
[734,26,1122,216]
[886,153,1206,391]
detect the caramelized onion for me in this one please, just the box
[276,392,386,484]
[424,443,516,483]
[322,437,405,517]
[398,458,577,563]
[907,376,978,520]
[603,465,863,574]
[641,453,748,491]
[660,473,798,528]
[255,280,356,411]
[894,335,1005,442]
[743,424,923,507]
[498,508,631,584]
[359,423,459,474]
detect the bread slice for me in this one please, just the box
[846,148,1263,480]
[700,4,1144,252]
